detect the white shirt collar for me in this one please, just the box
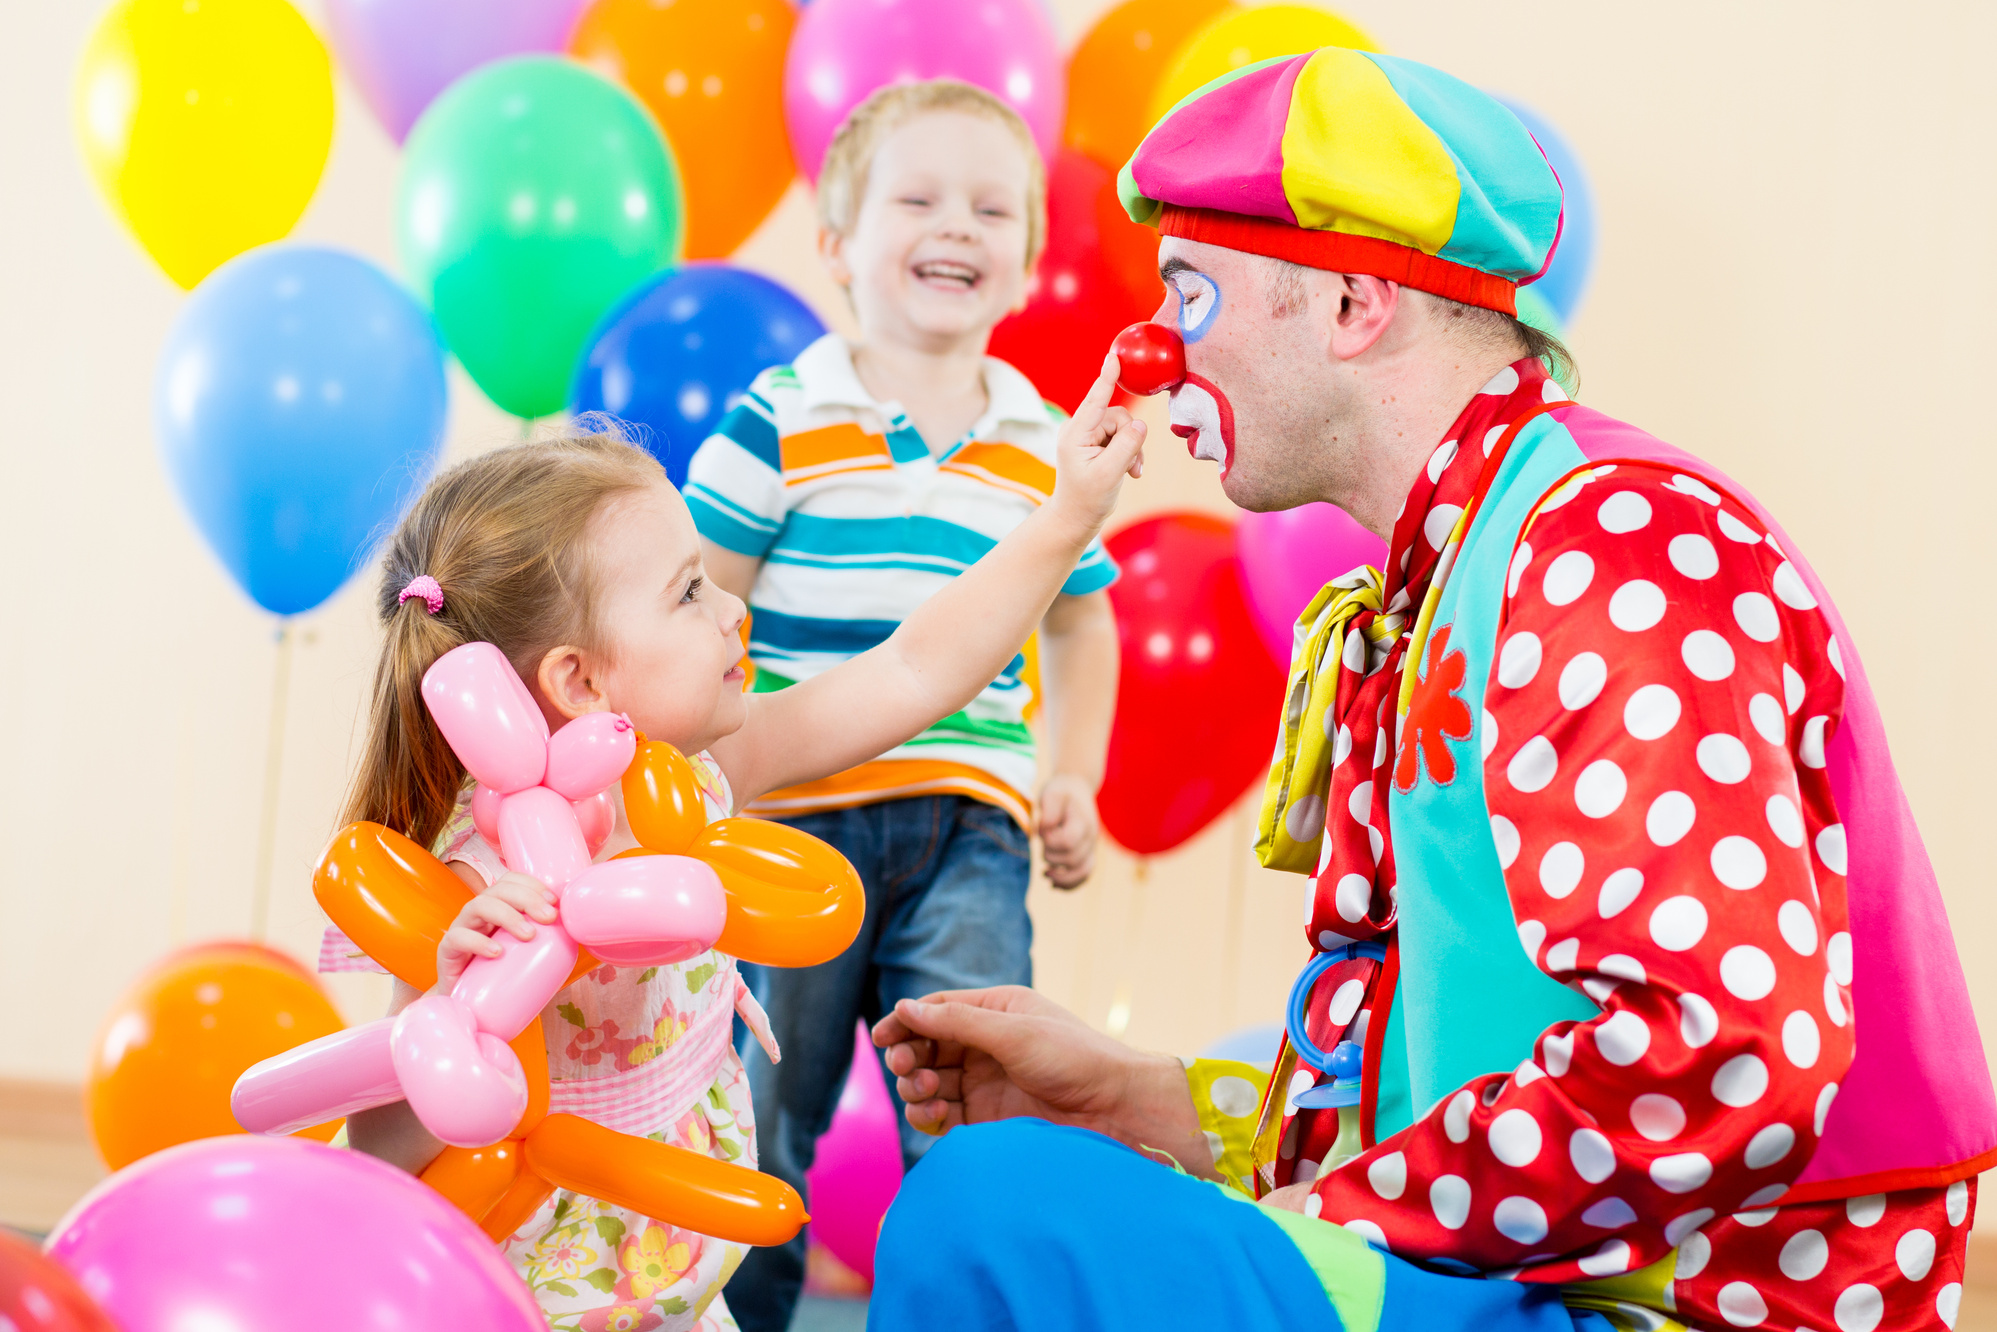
[795,334,1050,434]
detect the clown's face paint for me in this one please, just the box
[1170,373,1236,472]
[1172,269,1223,342]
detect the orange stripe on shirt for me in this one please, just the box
[781,423,894,486]
[744,758,1033,829]
[940,441,1053,503]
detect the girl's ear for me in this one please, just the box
[534,645,608,722]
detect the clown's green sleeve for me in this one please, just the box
[1181,1057,1271,1197]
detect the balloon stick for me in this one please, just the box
[1222,801,1248,1029]
[250,621,297,941]
[1105,858,1147,1038]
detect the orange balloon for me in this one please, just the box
[621,741,710,854]
[421,1137,524,1224]
[525,1113,807,1247]
[1064,0,1239,173]
[88,942,346,1170]
[480,1163,559,1242]
[696,819,865,968]
[570,0,797,258]
[314,822,473,990]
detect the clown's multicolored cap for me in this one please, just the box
[1119,48,1563,315]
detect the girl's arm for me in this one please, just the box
[712,355,1146,807]
[1034,589,1119,888]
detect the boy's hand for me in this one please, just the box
[433,871,559,995]
[1037,773,1100,889]
[1050,352,1147,537]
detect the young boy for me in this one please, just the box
[684,81,1121,1328]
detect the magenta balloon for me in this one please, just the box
[45,1136,543,1332]
[323,0,590,142]
[805,1023,905,1282]
[783,0,1065,180]
[1235,504,1389,661]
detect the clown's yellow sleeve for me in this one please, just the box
[1181,1057,1272,1197]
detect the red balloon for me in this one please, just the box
[988,149,1152,413]
[1112,321,1185,396]
[1099,513,1286,854]
[0,1230,117,1332]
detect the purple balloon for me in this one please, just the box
[1235,504,1388,661]
[324,0,589,142]
[45,1136,543,1332]
[784,0,1065,180]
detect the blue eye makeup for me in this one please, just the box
[1174,271,1222,342]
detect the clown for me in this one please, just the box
[863,47,1993,1332]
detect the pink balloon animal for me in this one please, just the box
[232,642,728,1148]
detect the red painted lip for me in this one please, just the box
[1178,371,1236,475]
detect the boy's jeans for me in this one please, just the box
[727,795,1033,1332]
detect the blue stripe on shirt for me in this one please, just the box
[769,513,997,567]
[688,487,779,557]
[714,401,780,472]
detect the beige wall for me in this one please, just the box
[3,0,1992,1158]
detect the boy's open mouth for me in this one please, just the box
[912,259,982,292]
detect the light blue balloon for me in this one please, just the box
[156,245,449,615]
[1497,97,1596,323]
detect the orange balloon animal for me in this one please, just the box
[315,740,864,1246]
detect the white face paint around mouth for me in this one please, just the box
[1169,373,1235,473]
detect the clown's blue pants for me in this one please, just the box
[869,1119,1618,1332]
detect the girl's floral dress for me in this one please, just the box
[322,751,770,1332]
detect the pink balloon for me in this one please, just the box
[543,710,636,800]
[391,996,531,1148]
[560,856,726,967]
[1234,504,1388,661]
[324,0,590,143]
[422,642,548,794]
[230,1018,399,1138]
[805,1024,904,1283]
[573,789,615,854]
[46,1136,543,1331]
[783,0,1064,181]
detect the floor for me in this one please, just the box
[793,1295,869,1331]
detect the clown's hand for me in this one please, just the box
[1049,353,1147,538]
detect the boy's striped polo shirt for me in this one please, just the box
[684,333,1118,828]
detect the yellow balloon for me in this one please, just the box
[1148,5,1379,125]
[74,0,333,289]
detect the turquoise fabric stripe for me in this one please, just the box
[1360,53,1561,281]
[771,512,995,568]
[886,420,932,463]
[687,487,778,557]
[712,399,781,471]
[1063,549,1119,596]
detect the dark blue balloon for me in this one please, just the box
[156,246,449,616]
[571,264,826,488]
[1498,98,1597,324]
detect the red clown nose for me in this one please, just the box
[1112,321,1186,396]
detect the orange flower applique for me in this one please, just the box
[1394,623,1473,794]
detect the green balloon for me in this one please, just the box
[398,56,682,419]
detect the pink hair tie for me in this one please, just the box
[398,575,444,615]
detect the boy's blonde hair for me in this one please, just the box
[816,80,1048,269]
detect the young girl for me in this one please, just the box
[328,375,1144,1329]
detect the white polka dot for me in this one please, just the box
[1341,1215,1384,1245]
[1482,708,1499,759]
[1669,474,1723,506]
[1368,1150,1406,1200]
[1293,1158,1319,1184]
[1206,1127,1227,1162]
[1583,1197,1639,1228]
[1783,1011,1821,1068]
[1848,1194,1886,1227]
[1815,1083,1840,1136]
[1773,562,1817,610]
[1721,945,1777,1001]
[1494,1196,1548,1244]
[1749,693,1786,745]
[1595,1011,1651,1067]
[1507,543,1532,597]
[1496,632,1542,688]
[1825,974,1848,1027]
[1829,636,1845,679]
[1575,761,1628,819]
[1507,736,1559,793]
[1744,1184,1788,1209]
[1288,1068,1318,1103]
[1480,366,1520,395]
[1713,1054,1770,1107]
[1773,900,1818,956]
[1734,592,1780,642]
[1545,938,1580,973]
[1783,663,1805,714]
[1717,1282,1767,1328]
[1669,534,1720,579]
[1285,794,1326,842]
[1543,551,1595,606]
[1826,932,1853,986]
[1780,1228,1829,1280]
[1834,1283,1883,1332]
[1897,1228,1936,1281]
[1679,994,1719,1048]
[1517,919,1546,965]
[1816,824,1848,875]
[1948,1179,1969,1226]
[1682,630,1736,681]
[1599,954,1647,984]
[1622,679,1684,741]
[1569,1128,1616,1183]
[1302,1191,1322,1217]
[1335,873,1371,923]
[1734,1206,1777,1227]
[1559,652,1608,709]
[1538,842,1585,898]
[1514,1059,1544,1087]
[1710,835,1767,890]
[1598,868,1644,919]
[1427,439,1459,482]
[1647,791,1696,846]
[1649,896,1708,952]
[1667,1209,1716,1246]
[1424,503,1464,552]
[1939,1283,1962,1331]
[1718,509,1761,543]
[1609,580,1667,631]
[1765,794,1804,848]
[1443,1090,1474,1143]
[1541,475,1589,510]
[1597,491,1652,534]
[1542,1029,1573,1076]
[1542,378,1568,404]
[1348,780,1373,825]
[1697,733,1752,784]
[1631,1093,1686,1141]
[1651,1152,1714,1194]
[1328,978,1366,1027]
[1489,1109,1542,1167]
[1430,1174,1471,1229]
[1578,1239,1632,1276]
[1677,1231,1713,1279]
[1800,715,1829,768]
[1332,722,1353,764]
[1745,1123,1795,1168]
[1209,1075,1260,1117]
[1491,815,1521,869]
[1483,425,1508,456]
